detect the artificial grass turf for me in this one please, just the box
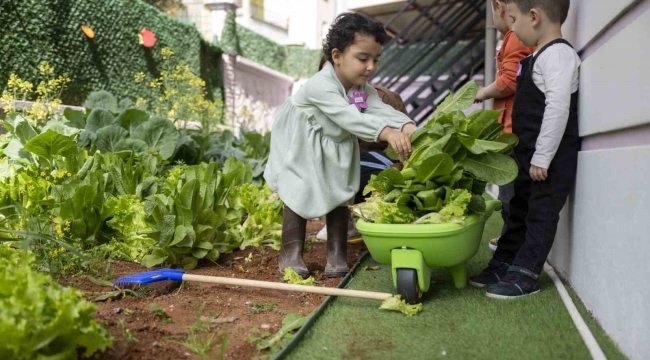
[283,209,626,360]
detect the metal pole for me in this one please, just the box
[484,0,496,110]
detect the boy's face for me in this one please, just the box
[332,34,382,90]
[507,2,539,47]
[491,1,511,35]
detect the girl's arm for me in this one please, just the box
[304,78,412,156]
[364,85,416,132]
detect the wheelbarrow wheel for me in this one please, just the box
[396,269,423,304]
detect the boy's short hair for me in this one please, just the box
[506,0,570,24]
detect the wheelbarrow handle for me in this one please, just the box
[182,274,393,301]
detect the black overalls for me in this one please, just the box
[494,39,581,275]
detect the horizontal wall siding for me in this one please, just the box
[566,0,638,49]
[578,8,650,136]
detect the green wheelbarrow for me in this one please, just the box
[356,200,502,304]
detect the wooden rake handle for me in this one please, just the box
[182,274,392,301]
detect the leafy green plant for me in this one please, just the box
[133,47,224,130]
[0,63,71,123]
[246,313,309,356]
[150,302,173,325]
[171,327,227,360]
[67,103,181,161]
[352,81,518,224]
[0,247,112,358]
[117,318,138,343]
[173,129,271,183]
[141,162,228,269]
[230,183,283,250]
[247,302,284,315]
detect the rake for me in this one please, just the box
[113,269,392,301]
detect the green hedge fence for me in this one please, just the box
[0,0,223,106]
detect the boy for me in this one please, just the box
[470,0,581,299]
[475,0,535,252]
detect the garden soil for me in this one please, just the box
[61,219,366,360]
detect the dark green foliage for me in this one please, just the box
[0,0,223,106]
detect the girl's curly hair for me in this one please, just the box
[322,12,388,64]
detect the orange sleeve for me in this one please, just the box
[495,34,535,95]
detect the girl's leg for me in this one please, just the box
[278,205,309,276]
[325,206,350,278]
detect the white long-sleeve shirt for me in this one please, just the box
[530,43,581,169]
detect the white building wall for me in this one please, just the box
[548,1,650,359]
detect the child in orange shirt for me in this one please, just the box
[475,0,535,253]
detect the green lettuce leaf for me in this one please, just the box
[131,117,180,160]
[283,267,315,286]
[0,248,112,358]
[96,125,129,153]
[432,81,478,118]
[439,189,472,218]
[379,295,423,317]
[85,108,116,133]
[461,152,518,186]
[83,90,119,113]
[24,129,77,161]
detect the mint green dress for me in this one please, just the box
[264,62,414,219]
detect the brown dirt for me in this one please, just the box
[61,219,366,360]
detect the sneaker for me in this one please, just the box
[315,218,359,242]
[315,225,328,241]
[486,266,540,299]
[489,237,499,251]
[469,259,510,288]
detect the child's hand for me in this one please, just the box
[529,165,548,181]
[402,123,418,136]
[474,88,486,103]
[386,130,412,158]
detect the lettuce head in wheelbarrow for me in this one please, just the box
[351,81,518,225]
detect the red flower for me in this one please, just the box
[139,29,156,48]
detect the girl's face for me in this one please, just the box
[332,34,382,92]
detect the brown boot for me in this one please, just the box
[325,206,350,278]
[278,205,309,277]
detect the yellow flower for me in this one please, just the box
[1,91,15,112]
[28,185,35,191]
[67,172,72,177]
[7,74,18,88]
[45,166,50,170]
[54,224,64,239]
[161,47,174,59]
[39,62,54,75]
[40,172,46,177]
[45,176,51,181]
[134,72,146,83]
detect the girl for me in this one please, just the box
[264,12,417,278]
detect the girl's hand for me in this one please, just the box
[380,128,412,157]
[402,123,418,136]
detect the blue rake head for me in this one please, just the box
[113,269,186,288]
